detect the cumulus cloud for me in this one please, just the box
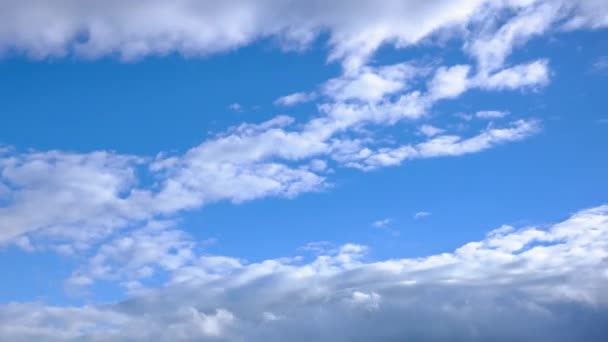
[323,62,423,102]
[1,1,605,71]
[427,64,472,100]
[1,204,608,341]
[0,0,489,69]
[67,220,196,289]
[0,151,147,248]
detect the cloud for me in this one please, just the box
[67,220,195,289]
[414,211,432,219]
[0,0,490,69]
[274,92,316,106]
[467,1,562,73]
[323,63,423,102]
[2,1,605,72]
[372,218,393,228]
[0,151,147,248]
[335,119,540,170]
[592,56,608,73]
[418,124,445,137]
[4,1,591,251]
[427,65,471,100]
[1,204,608,341]
[476,110,509,119]
[228,103,242,112]
[475,59,550,90]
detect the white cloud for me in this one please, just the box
[427,64,471,100]
[323,63,423,102]
[336,119,540,170]
[475,59,550,90]
[228,103,242,112]
[0,151,147,248]
[1,204,608,341]
[592,56,608,73]
[67,221,195,289]
[372,218,393,228]
[467,1,562,73]
[2,1,590,252]
[476,110,509,119]
[0,0,490,70]
[414,211,432,219]
[274,92,316,106]
[418,124,445,137]
[561,0,608,29]
[0,1,604,77]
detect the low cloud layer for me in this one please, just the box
[1,205,607,341]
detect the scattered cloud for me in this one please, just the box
[1,2,607,339]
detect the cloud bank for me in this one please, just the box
[1,205,607,341]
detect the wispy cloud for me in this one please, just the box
[413,211,431,219]
[228,103,243,112]
[476,110,509,119]
[592,56,608,73]
[371,218,393,228]
[274,92,316,106]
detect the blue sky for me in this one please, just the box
[0,1,608,341]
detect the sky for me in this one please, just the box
[0,0,607,341]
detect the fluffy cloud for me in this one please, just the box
[427,65,472,100]
[0,151,146,248]
[323,63,423,102]
[0,0,489,68]
[2,1,605,70]
[67,220,196,288]
[1,204,607,341]
[475,59,550,90]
